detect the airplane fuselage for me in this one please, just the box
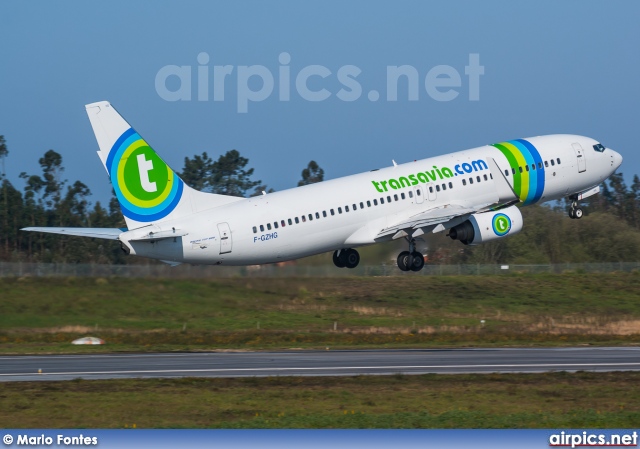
[122,134,621,265]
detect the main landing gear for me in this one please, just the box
[333,249,360,269]
[396,237,425,272]
[568,198,583,219]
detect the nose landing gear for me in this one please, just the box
[569,198,583,219]
[332,248,360,269]
[396,237,425,272]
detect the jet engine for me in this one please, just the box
[448,205,523,245]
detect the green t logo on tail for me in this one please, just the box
[107,128,184,222]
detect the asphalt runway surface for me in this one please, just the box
[1,347,639,382]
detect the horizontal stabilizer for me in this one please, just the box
[21,227,124,240]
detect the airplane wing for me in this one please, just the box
[376,204,477,239]
[377,157,520,239]
[21,227,125,240]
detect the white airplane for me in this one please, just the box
[23,101,623,271]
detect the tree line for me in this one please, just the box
[0,133,638,264]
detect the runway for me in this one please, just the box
[1,347,639,382]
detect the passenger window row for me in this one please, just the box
[503,158,561,177]
[462,173,493,187]
[251,179,460,234]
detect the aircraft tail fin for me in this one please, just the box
[85,101,241,230]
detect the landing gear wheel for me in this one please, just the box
[333,250,346,268]
[397,251,411,272]
[568,198,583,219]
[409,252,425,272]
[344,249,360,269]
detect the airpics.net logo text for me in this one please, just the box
[155,52,484,113]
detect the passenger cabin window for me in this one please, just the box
[408,191,413,198]
[338,207,343,213]
[267,223,272,230]
[448,182,453,188]
[401,193,405,200]
[519,166,523,173]
[308,214,313,221]
[316,212,320,219]
[367,200,371,207]
[441,184,446,191]
[512,168,516,175]
[436,185,440,192]
[504,169,509,177]
[380,198,385,204]
[387,196,391,203]
[345,206,349,212]
[483,174,488,181]
[274,222,278,229]
[374,199,378,205]
[281,220,286,227]
[352,204,357,210]
[322,211,327,218]
[428,186,433,193]
[531,164,536,171]
[260,225,265,232]
[295,217,299,224]
[469,178,473,184]
[302,216,306,222]
[253,226,257,233]
[360,202,364,208]
[557,158,561,164]
[538,162,543,169]
[462,179,467,186]
[545,161,549,167]
[477,176,481,182]
[330,209,335,216]
[551,160,555,166]
[393,194,398,201]
[593,143,605,152]
[288,219,293,225]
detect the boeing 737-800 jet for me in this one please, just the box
[23,102,623,271]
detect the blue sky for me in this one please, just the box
[0,1,638,205]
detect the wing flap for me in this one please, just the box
[377,204,476,238]
[21,227,124,240]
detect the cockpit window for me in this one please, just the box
[593,143,605,152]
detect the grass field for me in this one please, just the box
[1,273,640,353]
[1,372,639,428]
[2,274,639,429]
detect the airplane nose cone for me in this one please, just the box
[611,150,623,170]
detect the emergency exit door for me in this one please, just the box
[413,185,424,204]
[217,222,232,254]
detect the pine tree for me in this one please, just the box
[298,160,324,186]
